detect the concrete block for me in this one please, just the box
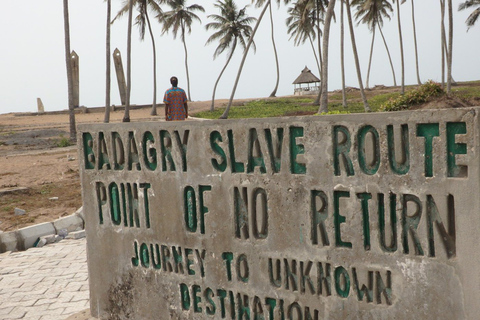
[0,231,18,253]
[66,230,86,240]
[53,214,84,234]
[17,222,55,250]
[78,108,480,319]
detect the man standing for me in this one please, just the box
[163,76,188,121]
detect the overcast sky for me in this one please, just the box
[0,0,478,114]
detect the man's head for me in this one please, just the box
[170,76,178,87]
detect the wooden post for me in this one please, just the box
[113,48,127,106]
[70,51,79,107]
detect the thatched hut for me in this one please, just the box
[292,66,320,95]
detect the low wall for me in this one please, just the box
[78,107,480,319]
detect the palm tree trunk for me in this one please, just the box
[411,0,421,85]
[123,0,133,122]
[340,0,347,108]
[63,0,76,140]
[104,0,111,123]
[221,1,270,119]
[181,23,192,101]
[366,28,376,89]
[211,40,237,112]
[268,3,280,98]
[314,3,323,106]
[378,24,397,86]
[446,0,453,94]
[319,0,336,114]
[308,35,321,76]
[346,0,370,112]
[145,11,158,115]
[183,38,191,101]
[440,0,445,88]
[396,0,405,95]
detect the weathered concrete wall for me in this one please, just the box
[78,108,480,319]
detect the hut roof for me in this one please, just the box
[292,66,320,84]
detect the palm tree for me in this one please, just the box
[286,1,321,75]
[104,0,112,123]
[124,0,133,122]
[221,0,290,119]
[307,0,329,106]
[160,0,205,101]
[220,1,270,119]
[459,0,480,29]
[411,0,421,85]
[440,0,446,87]
[113,0,163,116]
[352,0,394,89]
[62,0,77,140]
[318,0,336,114]
[205,0,256,111]
[447,0,453,94]
[346,0,370,111]
[340,0,347,108]
[285,0,327,106]
[393,0,405,95]
[268,2,280,97]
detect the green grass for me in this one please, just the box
[192,81,480,119]
[451,83,480,99]
[194,98,318,119]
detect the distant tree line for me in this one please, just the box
[61,0,480,135]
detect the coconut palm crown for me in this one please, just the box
[159,0,205,101]
[205,0,257,59]
[459,0,480,30]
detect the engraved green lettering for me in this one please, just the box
[160,130,176,171]
[357,125,380,175]
[334,266,350,298]
[127,131,141,171]
[83,132,95,170]
[247,128,267,173]
[142,131,157,171]
[401,194,424,256]
[426,194,456,258]
[109,182,122,225]
[357,193,372,250]
[416,123,440,177]
[387,124,410,175]
[334,190,352,248]
[446,122,467,177]
[378,193,398,252]
[264,128,284,173]
[210,130,227,172]
[289,126,306,174]
[333,125,354,176]
[97,132,111,170]
[227,129,245,173]
[311,190,329,246]
[184,186,197,233]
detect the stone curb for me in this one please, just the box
[0,206,85,253]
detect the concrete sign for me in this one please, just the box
[78,108,480,319]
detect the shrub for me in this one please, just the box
[381,80,444,111]
[56,135,73,148]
